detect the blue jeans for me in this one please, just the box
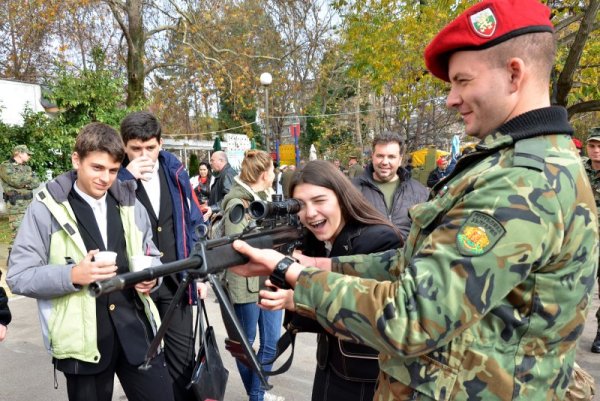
[234,303,283,401]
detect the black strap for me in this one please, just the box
[198,299,211,365]
[140,274,192,370]
[263,328,296,376]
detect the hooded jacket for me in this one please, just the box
[6,171,161,363]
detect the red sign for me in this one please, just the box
[289,124,300,138]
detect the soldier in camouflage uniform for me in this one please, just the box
[584,127,600,353]
[0,145,39,243]
[229,1,599,400]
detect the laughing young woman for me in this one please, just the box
[260,160,402,401]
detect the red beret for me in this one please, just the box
[424,0,554,82]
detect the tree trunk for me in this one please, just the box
[553,0,600,109]
[126,0,145,106]
[354,79,363,155]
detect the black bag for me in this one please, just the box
[284,311,323,334]
[189,300,229,401]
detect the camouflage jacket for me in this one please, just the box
[0,158,39,195]
[583,157,600,217]
[293,107,598,400]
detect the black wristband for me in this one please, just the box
[269,256,296,290]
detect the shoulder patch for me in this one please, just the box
[456,212,505,256]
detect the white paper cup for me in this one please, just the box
[130,255,154,272]
[94,251,117,264]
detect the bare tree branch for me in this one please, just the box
[567,100,600,118]
[104,0,132,48]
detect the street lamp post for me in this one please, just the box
[260,72,272,154]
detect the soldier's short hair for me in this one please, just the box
[75,122,125,163]
[372,131,405,153]
[120,111,162,145]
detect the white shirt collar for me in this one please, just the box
[73,181,107,209]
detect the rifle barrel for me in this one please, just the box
[88,224,303,297]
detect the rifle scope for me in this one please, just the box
[248,199,302,220]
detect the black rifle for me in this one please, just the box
[88,198,304,388]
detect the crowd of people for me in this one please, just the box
[0,1,599,400]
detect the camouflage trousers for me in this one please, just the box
[5,199,30,244]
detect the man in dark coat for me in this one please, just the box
[207,151,236,216]
[353,132,429,240]
[119,111,204,401]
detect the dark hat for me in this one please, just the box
[587,127,600,142]
[13,144,32,155]
[424,0,554,82]
[348,155,358,160]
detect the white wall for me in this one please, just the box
[0,79,45,126]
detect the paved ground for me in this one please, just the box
[1,241,599,400]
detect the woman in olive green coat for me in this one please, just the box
[220,150,280,401]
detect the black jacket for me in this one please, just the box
[353,164,429,240]
[303,222,401,384]
[209,163,236,210]
[0,272,11,327]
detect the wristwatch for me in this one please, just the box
[269,256,296,290]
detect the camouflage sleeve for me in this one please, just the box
[26,167,40,189]
[0,162,14,186]
[0,163,38,189]
[331,249,403,281]
[293,167,566,358]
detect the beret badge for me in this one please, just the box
[470,8,497,38]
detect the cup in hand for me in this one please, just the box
[130,255,154,272]
[94,251,117,264]
[141,160,157,182]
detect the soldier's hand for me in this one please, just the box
[126,156,155,181]
[230,240,284,277]
[71,250,118,286]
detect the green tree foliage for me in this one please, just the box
[0,49,129,178]
[49,49,129,129]
[331,0,599,144]
[551,0,600,133]
[188,152,199,178]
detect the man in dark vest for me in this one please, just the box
[119,111,205,401]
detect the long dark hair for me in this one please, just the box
[199,161,211,177]
[290,160,399,236]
